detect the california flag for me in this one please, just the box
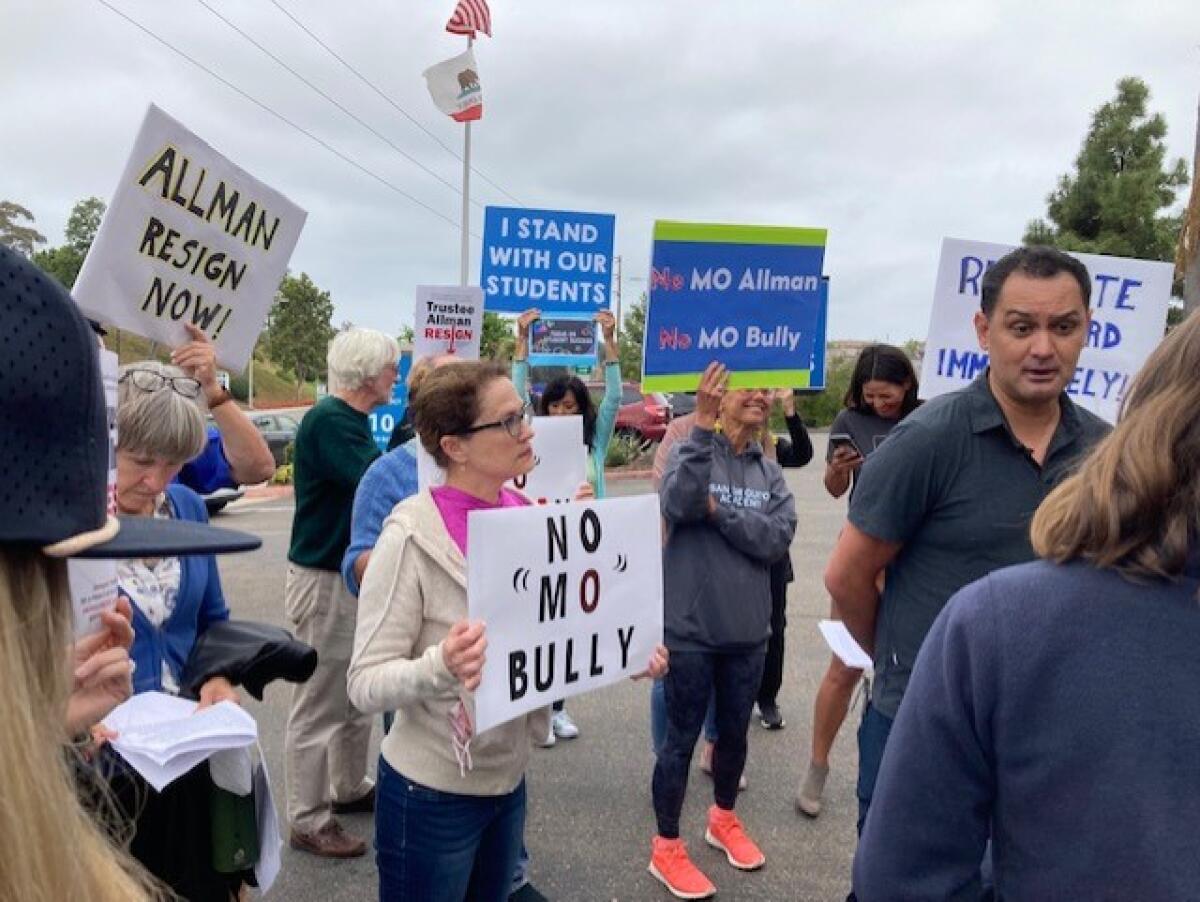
[423,48,483,122]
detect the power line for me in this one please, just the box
[93,0,476,237]
[264,0,525,208]
[192,0,479,208]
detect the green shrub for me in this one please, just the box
[605,432,643,468]
[272,464,293,485]
[283,441,296,466]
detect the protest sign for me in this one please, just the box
[920,238,1173,423]
[413,285,484,360]
[528,315,597,366]
[368,351,413,451]
[74,105,306,372]
[468,494,663,733]
[69,349,119,638]
[507,416,587,504]
[641,221,829,392]
[480,206,615,314]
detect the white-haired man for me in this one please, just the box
[285,328,399,857]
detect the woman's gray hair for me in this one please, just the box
[117,361,207,463]
[327,328,400,393]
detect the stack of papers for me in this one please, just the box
[818,620,874,672]
[103,691,258,791]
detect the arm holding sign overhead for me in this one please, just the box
[660,362,727,524]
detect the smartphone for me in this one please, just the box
[828,433,863,457]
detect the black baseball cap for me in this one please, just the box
[0,244,261,559]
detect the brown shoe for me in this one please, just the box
[332,785,376,815]
[289,821,367,858]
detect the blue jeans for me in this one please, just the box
[650,679,717,755]
[855,702,894,836]
[375,756,525,902]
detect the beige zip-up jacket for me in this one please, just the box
[348,489,550,795]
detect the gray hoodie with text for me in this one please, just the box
[660,426,797,653]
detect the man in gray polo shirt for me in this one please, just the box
[825,245,1110,837]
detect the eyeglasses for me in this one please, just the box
[119,368,203,399]
[455,403,532,439]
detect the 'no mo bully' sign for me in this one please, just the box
[467,495,663,734]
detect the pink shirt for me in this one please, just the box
[430,485,530,555]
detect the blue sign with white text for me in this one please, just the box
[480,206,615,314]
[369,351,412,451]
[641,220,828,391]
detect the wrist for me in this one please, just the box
[206,388,233,410]
[694,414,717,431]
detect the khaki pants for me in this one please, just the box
[283,563,372,833]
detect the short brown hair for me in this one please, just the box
[1031,310,1200,583]
[411,361,508,466]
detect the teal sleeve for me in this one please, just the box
[512,360,530,405]
[592,360,621,451]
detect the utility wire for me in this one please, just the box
[94,0,478,237]
[265,0,524,207]
[192,0,480,209]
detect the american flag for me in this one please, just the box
[445,0,491,38]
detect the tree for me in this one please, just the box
[619,292,647,381]
[480,311,514,361]
[0,201,46,257]
[1024,78,1188,265]
[267,273,336,396]
[397,325,415,346]
[31,196,106,289]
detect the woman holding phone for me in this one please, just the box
[511,307,622,744]
[798,344,919,818]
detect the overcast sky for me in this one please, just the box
[4,0,1197,343]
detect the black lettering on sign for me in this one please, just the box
[618,625,635,668]
[564,638,579,684]
[580,508,602,552]
[509,650,528,701]
[534,644,555,692]
[539,573,567,622]
[547,515,568,564]
[589,633,604,677]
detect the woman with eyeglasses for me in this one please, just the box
[349,361,665,901]
[108,360,248,900]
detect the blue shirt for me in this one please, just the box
[176,426,236,494]
[854,554,1200,900]
[341,439,420,596]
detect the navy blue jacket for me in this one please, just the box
[853,555,1200,900]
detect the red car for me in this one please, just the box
[588,382,672,447]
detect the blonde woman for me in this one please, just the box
[0,244,259,902]
[853,311,1200,899]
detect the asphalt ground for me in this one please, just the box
[218,434,859,901]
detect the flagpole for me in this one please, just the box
[460,36,473,287]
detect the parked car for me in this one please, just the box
[250,412,300,466]
[667,392,697,418]
[586,381,672,448]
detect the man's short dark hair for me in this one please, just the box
[980,245,1091,317]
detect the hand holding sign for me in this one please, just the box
[171,323,222,404]
[443,620,488,691]
[66,596,135,736]
[595,309,617,344]
[632,644,670,681]
[694,361,729,430]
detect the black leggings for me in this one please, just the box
[651,649,765,838]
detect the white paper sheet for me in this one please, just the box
[818,620,874,672]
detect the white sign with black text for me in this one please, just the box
[467,495,663,734]
[413,285,484,361]
[507,416,587,504]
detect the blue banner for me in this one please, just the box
[480,206,615,314]
[527,314,597,367]
[369,351,412,451]
[641,221,829,391]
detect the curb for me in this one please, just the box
[242,485,294,502]
[605,468,653,482]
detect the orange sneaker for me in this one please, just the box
[704,805,765,870]
[649,836,717,899]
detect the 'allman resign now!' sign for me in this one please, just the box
[642,221,829,392]
[920,238,1172,424]
[75,105,306,372]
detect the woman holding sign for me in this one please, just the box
[513,307,622,744]
[349,361,668,902]
[650,362,797,900]
[797,344,919,819]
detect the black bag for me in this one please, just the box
[181,620,317,701]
